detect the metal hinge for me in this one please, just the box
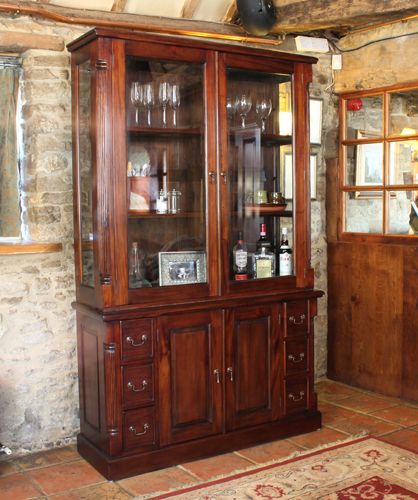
[95,59,108,70]
[100,273,112,285]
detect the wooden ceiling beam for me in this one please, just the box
[222,0,237,23]
[111,0,127,13]
[180,0,200,19]
[272,0,418,33]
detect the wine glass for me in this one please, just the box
[226,97,238,124]
[170,84,181,127]
[142,83,154,127]
[256,98,272,132]
[130,81,142,125]
[237,94,252,128]
[159,81,171,127]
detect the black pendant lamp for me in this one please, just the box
[236,0,277,36]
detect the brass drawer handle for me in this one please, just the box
[289,314,305,325]
[127,380,148,392]
[227,366,234,382]
[288,353,305,363]
[288,391,305,402]
[126,334,148,347]
[129,423,150,436]
[213,368,221,384]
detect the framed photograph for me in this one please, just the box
[159,251,207,286]
[284,153,317,200]
[310,98,323,145]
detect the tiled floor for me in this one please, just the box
[1,379,418,499]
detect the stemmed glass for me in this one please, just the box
[226,97,238,124]
[237,94,252,128]
[159,81,171,127]
[143,83,154,127]
[130,81,143,125]
[256,98,273,132]
[170,84,181,127]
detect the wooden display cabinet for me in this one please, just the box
[68,28,323,480]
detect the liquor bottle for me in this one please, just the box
[253,224,275,279]
[233,231,248,280]
[279,227,293,276]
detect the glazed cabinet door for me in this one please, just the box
[158,310,223,445]
[121,42,218,305]
[225,304,281,430]
[218,53,312,295]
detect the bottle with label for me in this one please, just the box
[253,223,275,279]
[279,227,293,276]
[233,231,248,280]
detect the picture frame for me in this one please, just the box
[309,98,323,145]
[284,153,317,200]
[354,133,383,198]
[159,250,207,286]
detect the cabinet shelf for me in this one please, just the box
[244,204,292,217]
[128,210,202,219]
[128,126,201,137]
[261,134,292,146]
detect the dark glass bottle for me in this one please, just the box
[233,231,248,280]
[279,227,293,276]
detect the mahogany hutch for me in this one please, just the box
[68,28,322,480]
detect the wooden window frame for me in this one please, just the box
[339,82,418,244]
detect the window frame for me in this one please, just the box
[339,82,418,244]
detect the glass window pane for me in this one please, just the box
[345,143,383,186]
[345,192,383,233]
[126,58,206,288]
[388,190,418,234]
[226,68,293,280]
[389,89,418,136]
[389,140,418,185]
[345,95,383,141]
[78,59,94,287]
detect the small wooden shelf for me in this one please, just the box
[244,204,292,216]
[261,134,292,146]
[128,210,202,219]
[128,126,201,136]
[0,241,63,255]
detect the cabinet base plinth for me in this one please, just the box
[77,411,321,480]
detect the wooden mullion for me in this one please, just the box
[383,91,389,233]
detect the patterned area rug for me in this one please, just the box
[144,437,418,499]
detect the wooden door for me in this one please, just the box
[158,310,223,445]
[225,304,280,430]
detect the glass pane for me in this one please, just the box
[226,68,293,281]
[345,95,383,140]
[389,140,418,185]
[78,60,94,287]
[345,192,383,233]
[389,89,418,136]
[126,57,206,288]
[388,190,418,234]
[345,143,383,186]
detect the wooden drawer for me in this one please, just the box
[284,376,309,414]
[122,364,154,409]
[123,407,157,451]
[285,301,309,336]
[121,319,153,363]
[285,337,308,375]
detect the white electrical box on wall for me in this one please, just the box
[295,36,329,53]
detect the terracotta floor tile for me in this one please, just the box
[28,460,105,495]
[381,429,418,453]
[237,439,304,464]
[315,380,362,402]
[118,466,197,496]
[336,394,399,413]
[0,460,20,477]
[318,401,360,426]
[370,405,418,427]
[50,481,133,499]
[0,472,44,499]
[181,452,253,481]
[287,426,348,449]
[328,412,401,437]
[15,446,80,471]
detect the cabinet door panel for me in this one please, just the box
[158,310,223,445]
[225,305,280,430]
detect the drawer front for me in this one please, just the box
[285,301,309,336]
[121,319,153,363]
[122,364,154,409]
[284,377,309,415]
[285,337,308,375]
[123,407,157,451]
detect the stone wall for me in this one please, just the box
[0,13,332,455]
